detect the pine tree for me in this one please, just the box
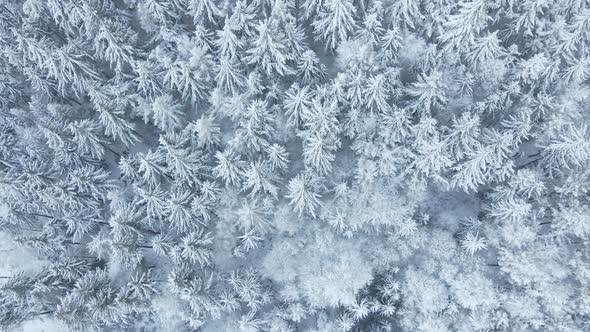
[364,74,391,113]
[135,184,167,220]
[355,1,385,46]
[96,107,140,147]
[232,99,275,153]
[313,0,357,51]
[242,160,279,197]
[188,115,222,150]
[214,150,246,187]
[267,144,289,172]
[389,0,423,29]
[296,50,327,85]
[406,70,447,113]
[192,191,216,224]
[413,137,453,179]
[460,232,487,255]
[216,55,246,95]
[188,0,222,24]
[134,60,164,100]
[555,8,590,56]
[501,111,532,146]
[237,311,266,332]
[241,71,262,97]
[151,94,184,132]
[140,0,178,28]
[109,202,145,244]
[553,202,590,239]
[67,165,116,202]
[94,19,138,69]
[166,189,197,234]
[452,129,513,191]
[159,133,205,184]
[136,149,166,187]
[246,19,292,76]
[150,232,174,257]
[161,46,214,105]
[541,124,590,172]
[444,112,481,160]
[380,107,412,144]
[562,55,590,85]
[465,31,507,69]
[1,272,36,304]
[237,198,272,234]
[45,47,102,96]
[215,23,243,58]
[302,132,339,176]
[227,269,272,311]
[227,0,257,35]
[286,173,322,218]
[380,28,402,61]
[440,0,490,52]
[283,83,313,128]
[283,20,308,58]
[301,96,340,139]
[238,229,264,252]
[487,196,532,223]
[180,228,214,266]
[123,271,158,305]
[167,267,219,324]
[67,120,105,159]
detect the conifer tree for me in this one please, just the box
[180,228,214,266]
[440,0,490,52]
[214,150,246,187]
[313,0,357,51]
[286,173,322,218]
[216,55,246,95]
[296,50,327,85]
[283,83,313,128]
[246,19,292,76]
[242,160,279,198]
[406,70,447,113]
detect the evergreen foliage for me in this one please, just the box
[0,0,589,331]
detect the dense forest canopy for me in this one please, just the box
[1,0,590,331]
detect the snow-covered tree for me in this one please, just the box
[267,144,289,172]
[232,99,276,153]
[246,19,293,76]
[444,112,481,160]
[180,228,214,266]
[541,124,590,173]
[216,55,246,95]
[406,70,447,113]
[283,83,313,128]
[214,150,246,187]
[313,0,357,51]
[286,173,322,218]
[364,74,391,113]
[452,129,514,191]
[302,132,339,176]
[237,198,273,234]
[242,160,279,197]
[440,0,490,52]
[296,50,327,85]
